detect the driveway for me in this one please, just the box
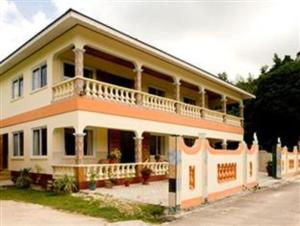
[0,200,107,226]
[170,180,300,226]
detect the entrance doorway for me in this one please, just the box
[0,134,8,170]
[120,131,135,163]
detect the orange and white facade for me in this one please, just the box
[0,9,257,209]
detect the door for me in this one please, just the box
[0,134,8,170]
[120,131,135,163]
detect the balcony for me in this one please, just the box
[52,77,243,127]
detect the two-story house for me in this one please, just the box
[0,9,254,189]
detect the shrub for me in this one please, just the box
[16,168,32,189]
[53,175,77,194]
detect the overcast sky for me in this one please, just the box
[0,0,299,81]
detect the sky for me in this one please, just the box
[0,0,299,81]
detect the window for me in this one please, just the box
[12,77,23,99]
[64,128,93,156]
[183,97,196,105]
[32,64,47,90]
[63,63,93,79]
[13,131,24,156]
[33,128,47,156]
[148,87,165,97]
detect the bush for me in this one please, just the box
[16,168,32,189]
[53,175,77,194]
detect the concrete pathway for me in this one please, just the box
[0,200,108,226]
[83,180,168,206]
[169,179,300,226]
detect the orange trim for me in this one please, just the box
[0,97,243,135]
[181,196,203,209]
[179,137,206,155]
[207,140,243,155]
[247,144,258,155]
[0,97,79,128]
[208,185,242,201]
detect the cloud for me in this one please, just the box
[0,0,51,61]
[1,0,299,81]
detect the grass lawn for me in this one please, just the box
[0,186,165,223]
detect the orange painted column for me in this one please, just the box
[134,136,143,177]
[73,47,85,95]
[134,66,143,105]
[74,133,85,164]
[173,78,181,113]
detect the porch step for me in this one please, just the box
[0,170,11,181]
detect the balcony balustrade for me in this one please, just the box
[52,77,242,126]
[52,162,169,180]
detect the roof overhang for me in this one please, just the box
[0,9,255,99]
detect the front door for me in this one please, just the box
[120,131,135,163]
[0,134,8,170]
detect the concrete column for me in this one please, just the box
[199,87,206,108]
[173,79,181,101]
[199,87,206,118]
[221,95,227,113]
[221,95,227,123]
[73,47,85,95]
[134,136,143,163]
[74,132,86,164]
[134,136,143,178]
[239,101,244,117]
[133,66,143,105]
[173,78,181,113]
[73,47,85,77]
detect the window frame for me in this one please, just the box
[32,63,47,91]
[12,131,24,157]
[11,76,24,100]
[32,127,47,157]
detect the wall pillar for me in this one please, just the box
[168,135,181,214]
[74,132,85,164]
[73,47,85,95]
[134,65,143,105]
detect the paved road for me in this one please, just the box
[170,181,300,226]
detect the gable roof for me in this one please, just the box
[0,8,255,99]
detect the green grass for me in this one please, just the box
[0,187,165,223]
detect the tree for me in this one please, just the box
[217,72,229,82]
[235,53,300,151]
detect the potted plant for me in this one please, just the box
[88,170,97,191]
[155,154,161,162]
[104,168,114,188]
[123,173,132,187]
[266,161,273,176]
[108,148,122,163]
[141,167,152,185]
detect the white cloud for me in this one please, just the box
[1,0,299,81]
[0,0,51,61]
